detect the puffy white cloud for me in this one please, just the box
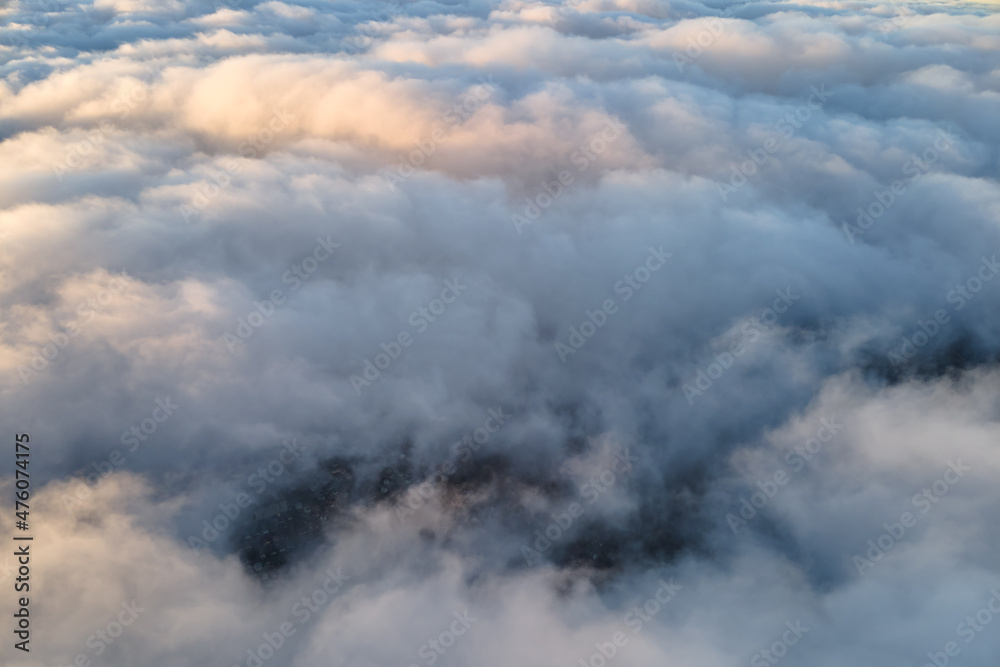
[1,0,999,664]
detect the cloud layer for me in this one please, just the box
[1,0,1000,665]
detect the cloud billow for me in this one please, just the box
[1,0,1000,665]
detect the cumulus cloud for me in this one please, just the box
[1,0,999,665]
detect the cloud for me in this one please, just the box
[2,0,1000,664]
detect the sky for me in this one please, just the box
[1,0,1000,665]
